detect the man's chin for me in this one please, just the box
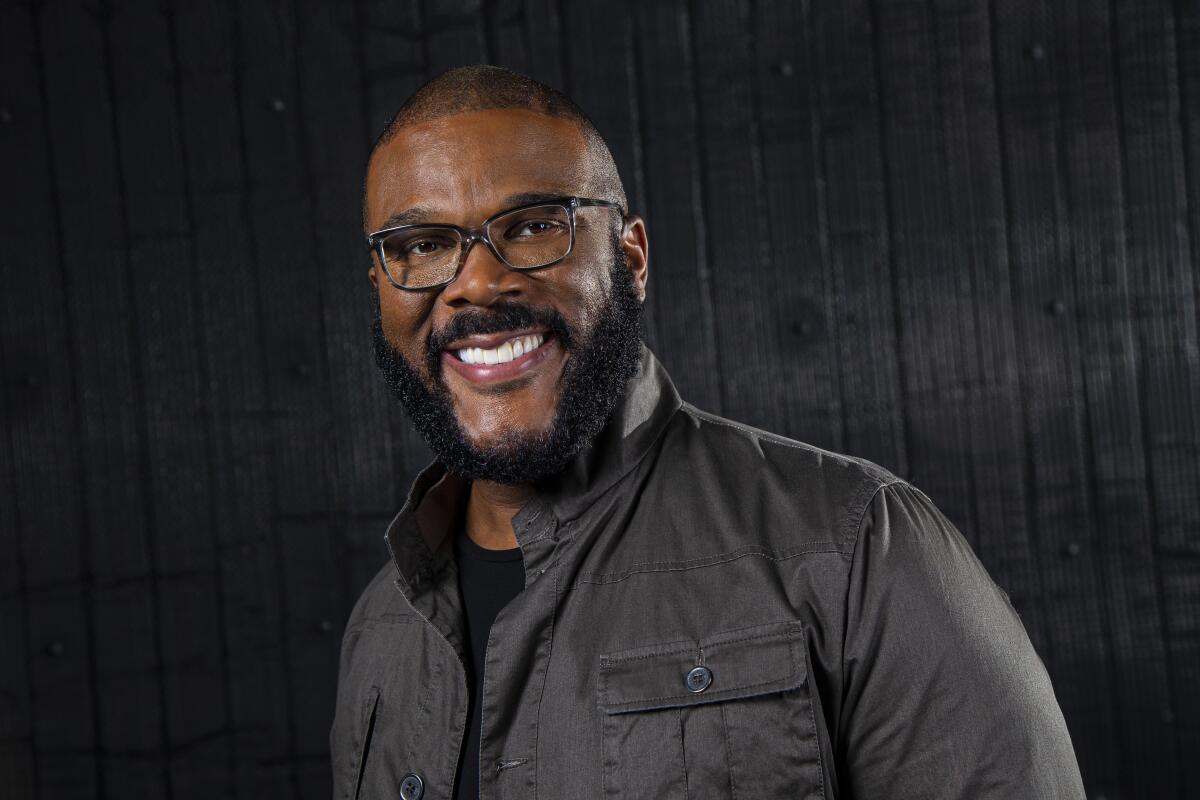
[442,365,554,401]
[456,421,556,460]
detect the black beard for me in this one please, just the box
[372,235,644,485]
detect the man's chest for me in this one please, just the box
[337,543,847,800]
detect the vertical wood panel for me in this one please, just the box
[484,0,530,76]
[870,0,978,535]
[290,2,379,796]
[1058,1,1177,792]
[168,1,294,795]
[32,0,152,795]
[1,6,47,797]
[234,0,344,796]
[0,373,34,798]
[806,0,907,474]
[927,0,1041,640]
[1112,1,1199,788]
[522,0,565,89]
[359,0,425,152]
[560,0,644,215]
[988,2,1124,792]
[689,0,784,427]
[1169,4,1200,794]
[106,1,233,795]
[422,0,488,76]
[631,0,722,411]
[750,0,841,446]
[292,3,398,695]
[298,0,395,522]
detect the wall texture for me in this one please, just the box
[2,1,1198,798]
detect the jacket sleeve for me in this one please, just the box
[838,480,1085,799]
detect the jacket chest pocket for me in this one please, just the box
[597,620,824,800]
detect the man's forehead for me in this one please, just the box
[365,108,594,228]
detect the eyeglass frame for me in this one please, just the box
[365,195,626,290]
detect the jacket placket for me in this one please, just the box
[475,498,562,800]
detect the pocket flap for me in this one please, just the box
[597,620,806,715]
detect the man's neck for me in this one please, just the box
[464,479,533,550]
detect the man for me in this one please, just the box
[332,65,1085,800]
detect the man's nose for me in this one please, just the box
[439,238,524,307]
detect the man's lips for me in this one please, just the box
[441,330,560,385]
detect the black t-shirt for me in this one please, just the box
[452,531,525,800]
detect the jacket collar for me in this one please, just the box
[384,342,682,595]
[532,342,682,523]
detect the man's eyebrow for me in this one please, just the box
[498,190,571,208]
[376,206,438,230]
[375,192,574,231]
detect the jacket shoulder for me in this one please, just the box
[679,403,899,481]
[647,403,903,554]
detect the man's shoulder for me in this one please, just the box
[667,402,901,490]
[648,402,904,554]
[679,403,896,478]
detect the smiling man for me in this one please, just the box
[331,66,1085,800]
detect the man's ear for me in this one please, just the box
[368,264,380,288]
[620,215,649,303]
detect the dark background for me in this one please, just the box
[2,0,1198,798]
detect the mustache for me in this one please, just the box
[425,301,574,371]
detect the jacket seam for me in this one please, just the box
[846,480,902,560]
[799,635,828,800]
[838,479,905,746]
[720,702,738,800]
[531,559,561,799]
[681,406,898,481]
[676,707,690,800]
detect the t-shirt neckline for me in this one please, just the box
[454,530,524,563]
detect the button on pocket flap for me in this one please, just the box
[597,620,806,715]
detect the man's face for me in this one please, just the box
[365,108,649,484]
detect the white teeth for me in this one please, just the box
[455,333,544,366]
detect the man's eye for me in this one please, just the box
[509,219,564,239]
[403,239,449,257]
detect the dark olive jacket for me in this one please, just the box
[330,344,1085,800]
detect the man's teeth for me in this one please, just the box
[457,333,545,365]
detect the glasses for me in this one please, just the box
[366,196,624,290]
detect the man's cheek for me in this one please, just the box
[381,316,433,376]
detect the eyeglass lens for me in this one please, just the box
[379,203,572,288]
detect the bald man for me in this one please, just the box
[330,65,1085,800]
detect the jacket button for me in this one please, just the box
[685,665,713,693]
[399,772,424,800]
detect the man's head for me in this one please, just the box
[364,65,650,485]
